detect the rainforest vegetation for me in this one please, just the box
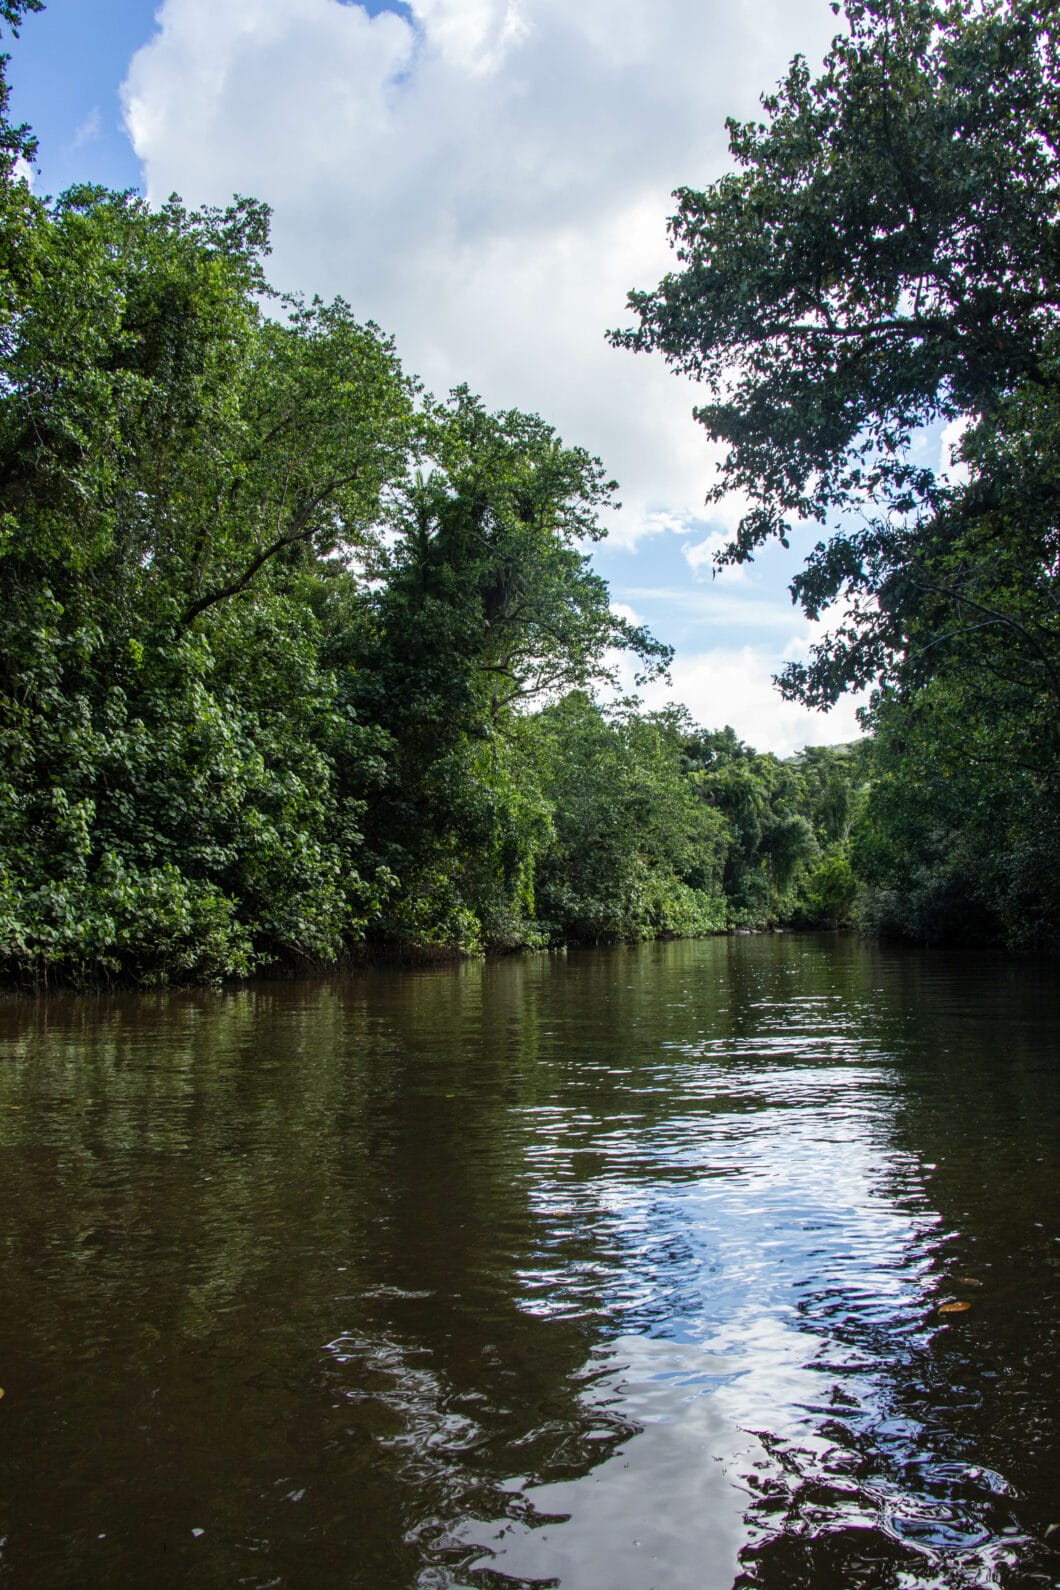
[618,0,1060,957]
[0,0,1057,985]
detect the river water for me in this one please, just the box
[1,935,1058,1588]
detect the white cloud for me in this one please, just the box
[414,0,530,74]
[607,595,869,754]
[682,527,748,582]
[120,0,854,747]
[72,107,102,148]
[638,646,865,758]
[637,511,687,538]
[122,0,836,549]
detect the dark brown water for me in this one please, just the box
[1,935,1058,1588]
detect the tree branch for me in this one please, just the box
[179,470,361,627]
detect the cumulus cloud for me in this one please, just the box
[122,0,835,552]
[638,647,866,758]
[606,596,869,754]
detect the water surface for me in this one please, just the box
[1,935,1058,1587]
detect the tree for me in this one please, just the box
[375,388,670,721]
[851,673,1060,948]
[0,185,414,628]
[614,0,1060,951]
[613,0,1060,712]
[688,742,818,923]
[531,695,729,942]
[0,183,414,982]
[0,2,43,189]
[0,2,43,333]
[351,391,673,952]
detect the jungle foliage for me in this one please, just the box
[617,0,1060,953]
[0,4,874,984]
[9,0,1056,982]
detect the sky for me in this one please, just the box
[9,0,874,755]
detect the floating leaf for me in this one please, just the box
[939,1300,971,1314]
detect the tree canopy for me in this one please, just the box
[6,15,809,982]
[613,0,1060,709]
[9,0,1056,976]
[613,0,1060,952]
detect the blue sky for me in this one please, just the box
[9,0,150,192]
[9,0,878,754]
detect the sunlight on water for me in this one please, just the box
[489,987,1035,1587]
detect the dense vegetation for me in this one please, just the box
[2,0,1056,984]
[618,0,1060,955]
[0,2,876,986]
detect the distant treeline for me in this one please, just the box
[1,0,1057,986]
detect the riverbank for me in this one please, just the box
[0,917,848,997]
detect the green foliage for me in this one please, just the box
[683,729,824,924]
[0,11,879,984]
[853,680,1060,950]
[350,393,673,956]
[617,0,1060,954]
[803,850,859,930]
[0,161,693,982]
[0,173,412,983]
[615,0,1060,694]
[531,696,729,943]
[374,387,671,718]
[0,2,42,307]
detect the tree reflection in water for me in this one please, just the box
[0,939,1057,1588]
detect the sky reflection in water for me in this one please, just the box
[0,937,1058,1588]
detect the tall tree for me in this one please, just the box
[613,0,1060,711]
[531,695,729,943]
[614,0,1060,949]
[376,388,669,722]
[352,390,673,951]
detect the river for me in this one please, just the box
[0,935,1058,1587]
